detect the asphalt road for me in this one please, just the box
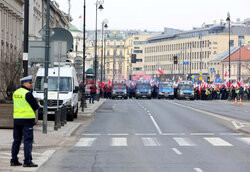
[38,99,250,172]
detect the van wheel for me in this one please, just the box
[74,104,78,118]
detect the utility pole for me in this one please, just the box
[81,0,87,111]
[23,0,29,77]
[43,0,51,134]
[68,0,71,30]
[238,42,242,81]
[190,42,192,76]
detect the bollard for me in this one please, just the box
[58,108,61,129]
[62,106,67,125]
[54,110,58,130]
[60,107,64,126]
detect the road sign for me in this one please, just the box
[215,78,221,83]
[215,74,220,79]
[210,68,215,73]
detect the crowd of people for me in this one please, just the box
[194,85,250,101]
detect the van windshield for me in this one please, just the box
[137,84,150,89]
[159,84,173,89]
[180,84,194,90]
[34,77,72,92]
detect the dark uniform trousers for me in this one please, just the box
[11,121,34,164]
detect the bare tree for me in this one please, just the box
[0,50,22,100]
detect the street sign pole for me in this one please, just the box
[43,0,50,134]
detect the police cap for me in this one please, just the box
[20,75,32,83]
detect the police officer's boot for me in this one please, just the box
[23,161,38,167]
[10,160,22,166]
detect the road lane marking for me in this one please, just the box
[135,133,157,136]
[194,168,204,172]
[150,116,163,135]
[108,133,129,136]
[220,133,242,136]
[172,148,182,155]
[173,137,196,146]
[75,138,96,147]
[232,120,244,129]
[111,138,127,146]
[190,133,214,136]
[83,134,101,136]
[238,138,250,145]
[167,100,250,130]
[162,133,186,136]
[142,137,160,146]
[204,137,233,146]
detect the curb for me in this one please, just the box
[0,100,106,152]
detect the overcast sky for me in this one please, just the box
[56,0,250,32]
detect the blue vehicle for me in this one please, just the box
[158,82,174,99]
[111,80,128,99]
[176,81,194,100]
[135,81,151,99]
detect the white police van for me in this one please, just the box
[33,65,79,121]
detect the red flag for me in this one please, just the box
[158,67,164,75]
[224,70,228,77]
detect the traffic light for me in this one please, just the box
[174,56,178,64]
[131,54,136,63]
[207,77,210,83]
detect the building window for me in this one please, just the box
[134,50,143,53]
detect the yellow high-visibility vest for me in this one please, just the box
[13,88,35,119]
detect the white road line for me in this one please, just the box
[190,133,214,136]
[135,133,157,136]
[83,134,101,136]
[172,148,182,155]
[108,133,129,136]
[238,138,250,145]
[111,137,127,146]
[150,115,162,135]
[75,138,96,147]
[142,137,160,146]
[204,137,233,146]
[173,137,196,146]
[194,168,204,172]
[220,133,242,136]
[232,120,244,129]
[162,133,186,136]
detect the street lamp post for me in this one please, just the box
[226,12,231,84]
[94,0,104,84]
[81,0,87,111]
[101,19,108,91]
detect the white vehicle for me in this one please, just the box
[33,65,79,121]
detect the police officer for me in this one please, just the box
[10,75,39,167]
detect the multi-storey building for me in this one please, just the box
[209,45,250,82]
[0,0,24,99]
[144,20,250,81]
[86,30,159,81]
[29,0,70,40]
[130,34,153,77]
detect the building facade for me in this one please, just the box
[29,0,70,40]
[0,0,24,99]
[144,21,250,81]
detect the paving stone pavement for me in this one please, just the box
[0,99,106,171]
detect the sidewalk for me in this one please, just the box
[0,99,106,151]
